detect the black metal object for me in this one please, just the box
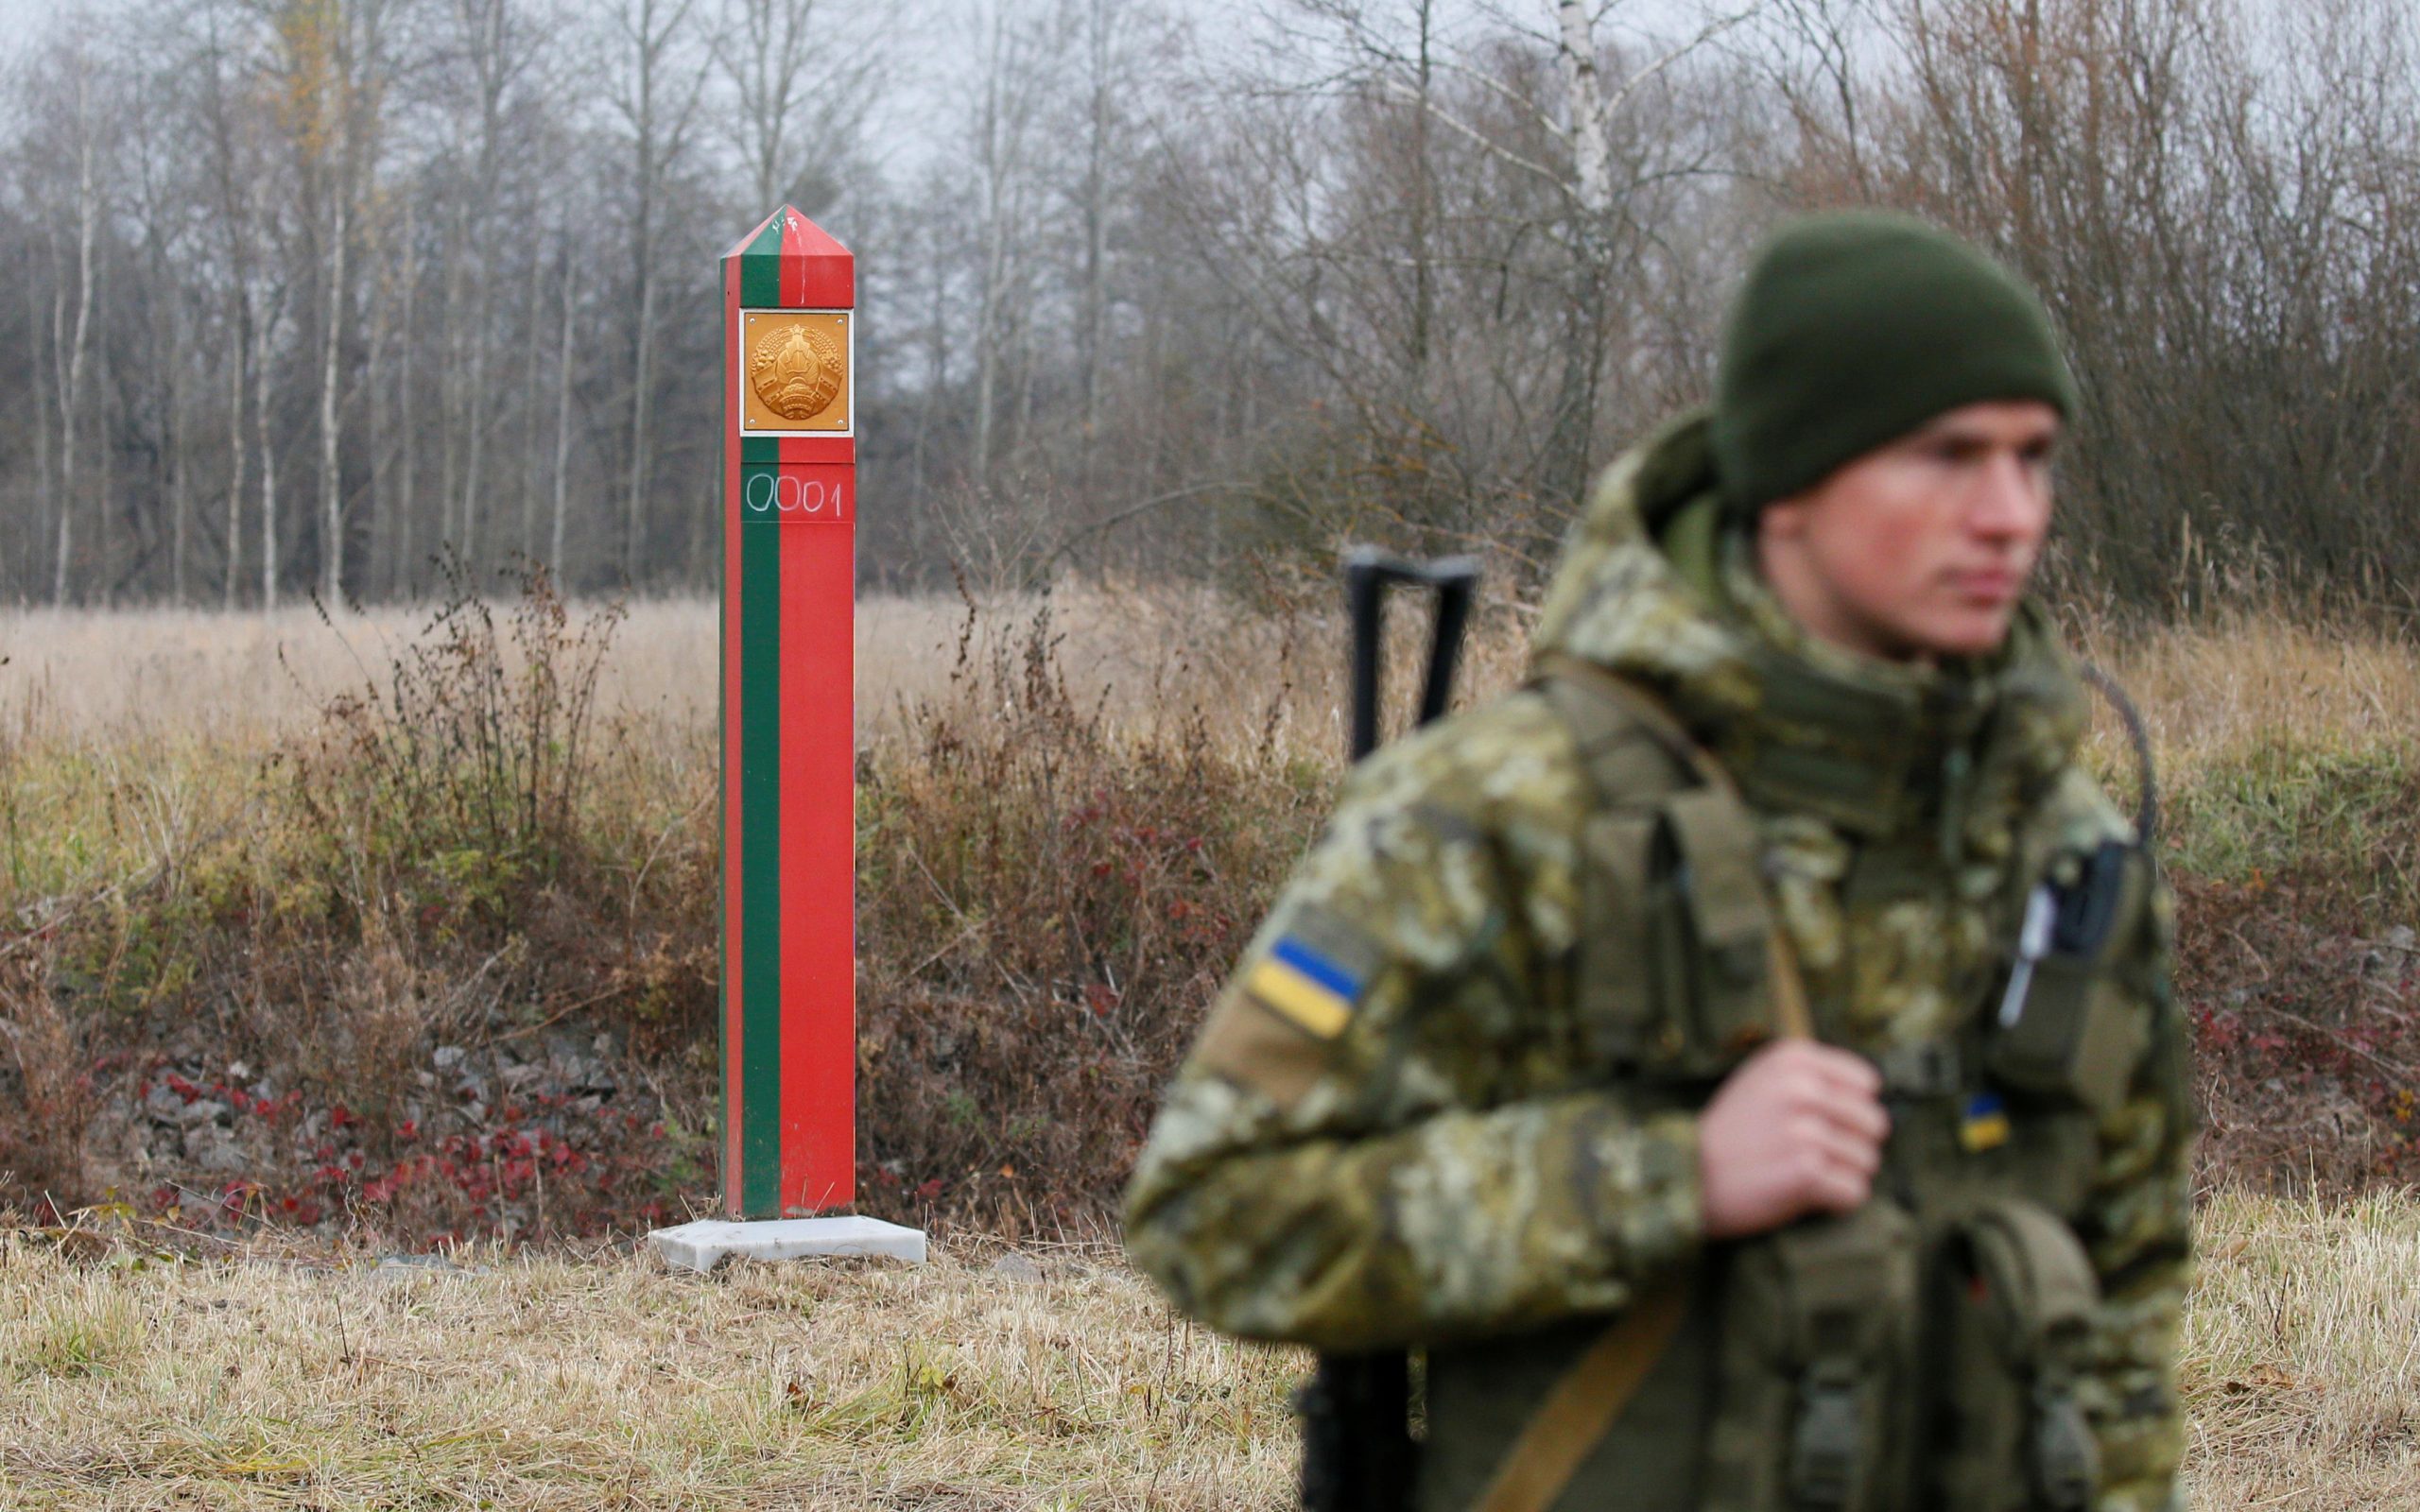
[1345,547,1481,761]
[1297,1350,1418,1512]
[1298,549,1481,1512]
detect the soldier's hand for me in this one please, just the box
[1697,1039,1890,1241]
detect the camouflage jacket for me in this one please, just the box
[1123,413,2192,1512]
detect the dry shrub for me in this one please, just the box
[852,589,1332,1234]
[0,961,94,1206]
[0,564,719,1243]
[292,555,622,943]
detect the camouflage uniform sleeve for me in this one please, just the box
[1121,697,1703,1355]
[2078,868,2195,1512]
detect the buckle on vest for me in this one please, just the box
[1789,1366,1863,1508]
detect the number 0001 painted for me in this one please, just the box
[739,461,854,524]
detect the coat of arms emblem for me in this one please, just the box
[748,321,846,424]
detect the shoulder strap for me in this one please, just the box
[1470,658,1819,1512]
[1532,651,1816,1041]
[1472,1282,1693,1512]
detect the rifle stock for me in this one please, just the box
[1300,548,1480,1512]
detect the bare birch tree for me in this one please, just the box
[609,0,706,585]
[34,39,108,607]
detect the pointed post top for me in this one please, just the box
[725,205,854,310]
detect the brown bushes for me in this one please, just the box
[853,594,1328,1233]
[0,578,1334,1242]
[2174,872,2420,1194]
[0,959,93,1202]
[4,583,2419,1242]
[0,566,721,1241]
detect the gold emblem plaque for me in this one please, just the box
[741,311,853,433]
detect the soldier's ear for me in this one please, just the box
[1757,491,1812,547]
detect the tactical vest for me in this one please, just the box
[1414,657,2156,1512]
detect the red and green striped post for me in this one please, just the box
[721,206,856,1218]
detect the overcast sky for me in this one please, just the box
[0,0,46,55]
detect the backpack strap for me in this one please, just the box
[1472,656,1817,1512]
[1533,651,1815,1041]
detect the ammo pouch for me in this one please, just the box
[1934,1199,2104,1511]
[1988,841,2152,1115]
[1569,746,1789,1081]
[1703,1198,1920,1511]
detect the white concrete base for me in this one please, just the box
[648,1216,928,1271]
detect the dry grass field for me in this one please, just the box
[0,1223,1299,1511]
[0,584,1524,757]
[10,588,2415,775]
[0,1188,2411,1509]
[2185,1189,2420,1508]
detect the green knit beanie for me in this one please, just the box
[1712,212,2078,516]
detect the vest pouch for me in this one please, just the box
[1987,957,2141,1114]
[1933,1199,2103,1512]
[1651,788,1784,1079]
[1988,846,2152,1115]
[1538,665,1781,1084]
[1703,1198,1919,1512]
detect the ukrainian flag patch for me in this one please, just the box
[1960,1091,2012,1154]
[1245,935,1367,1040]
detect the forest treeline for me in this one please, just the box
[3,0,2415,610]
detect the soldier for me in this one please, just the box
[1124,211,2193,1512]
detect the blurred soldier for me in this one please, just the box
[1124,212,2192,1512]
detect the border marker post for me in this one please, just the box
[649,204,923,1269]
